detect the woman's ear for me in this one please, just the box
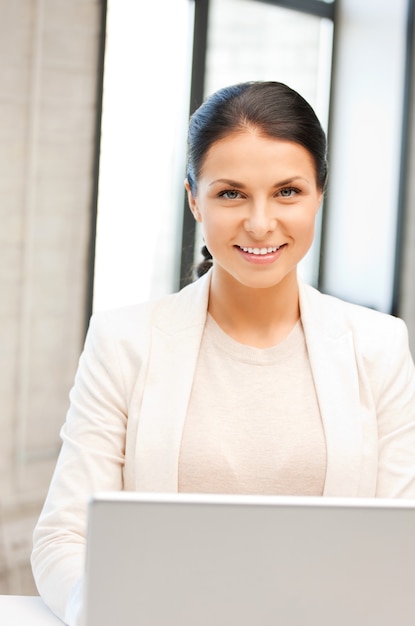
[184,179,202,222]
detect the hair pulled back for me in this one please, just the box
[186,81,328,277]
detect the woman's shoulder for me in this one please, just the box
[301,282,409,353]
[88,273,211,342]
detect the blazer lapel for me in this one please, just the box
[134,273,211,492]
[299,282,377,496]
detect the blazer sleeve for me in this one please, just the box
[31,312,129,626]
[374,317,415,497]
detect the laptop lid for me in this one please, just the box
[83,492,415,626]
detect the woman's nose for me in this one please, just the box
[244,202,277,238]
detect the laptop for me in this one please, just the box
[83,492,415,626]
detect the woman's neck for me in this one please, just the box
[208,268,300,348]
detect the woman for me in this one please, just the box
[31,81,415,625]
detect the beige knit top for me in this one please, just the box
[179,314,327,496]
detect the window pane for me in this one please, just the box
[93,0,193,311]
[205,0,332,116]
[197,0,333,285]
[321,0,408,313]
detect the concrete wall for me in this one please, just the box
[400,10,415,358]
[0,0,102,594]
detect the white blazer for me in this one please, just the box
[32,271,415,625]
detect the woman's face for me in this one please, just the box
[186,129,323,291]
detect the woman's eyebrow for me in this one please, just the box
[275,176,310,186]
[209,178,246,188]
[209,176,310,188]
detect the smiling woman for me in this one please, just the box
[31,81,415,626]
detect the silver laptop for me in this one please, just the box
[83,492,415,626]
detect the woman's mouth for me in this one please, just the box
[235,244,286,264]
[237,245,283,255]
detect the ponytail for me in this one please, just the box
[195,245,213,278]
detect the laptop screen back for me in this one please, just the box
[83,493,415,626]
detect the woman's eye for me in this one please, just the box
[278,187,298,198]
[219,189,241,199]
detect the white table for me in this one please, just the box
[0,595,64,625]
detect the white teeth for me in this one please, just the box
[240,245,280,255]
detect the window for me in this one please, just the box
[93,0,193,311]
[321,0,410,313]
